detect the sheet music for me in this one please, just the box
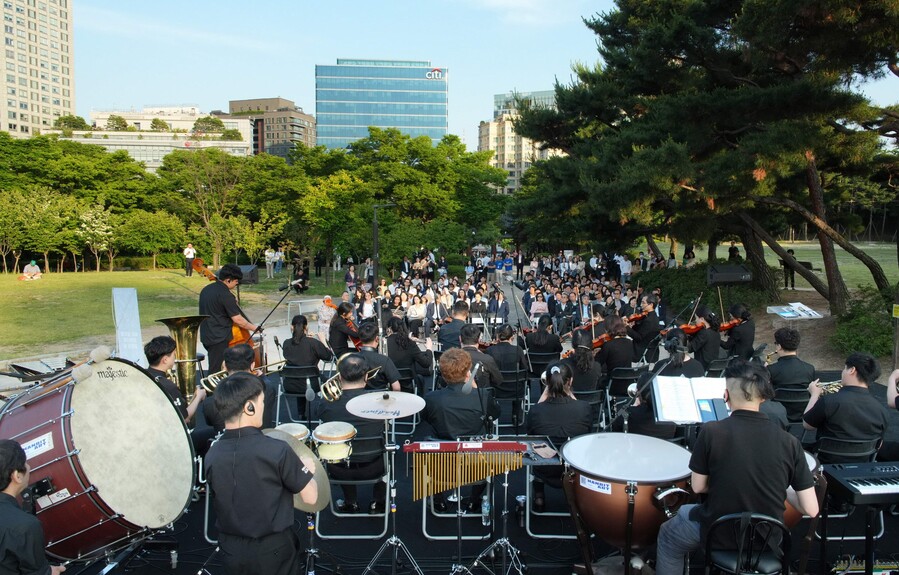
[690,377,726,401]
[654,376,700,423]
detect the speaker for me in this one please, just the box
[707,264,752,285]
[238,265,259,284]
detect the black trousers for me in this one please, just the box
[328,458,386,504]
[205,340,228,374]
[185,258,194,276]
[219,528,299,575]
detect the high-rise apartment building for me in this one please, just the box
[478,90,563,195]
[2,0,74,137]
[227,97,315,158]
[315,58,448,149]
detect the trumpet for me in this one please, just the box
[815,380,842,395]
[765,350,778,365]
[200,359,287,393]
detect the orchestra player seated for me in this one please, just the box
[562,330,603,392]
[526,361,592,512]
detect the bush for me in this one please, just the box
[632,262,772,315]
[114,253,183,270]
[830,286,894,357]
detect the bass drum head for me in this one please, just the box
[562,433,691,482]
[70,359,194,528]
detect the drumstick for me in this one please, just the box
[30,346,112,399]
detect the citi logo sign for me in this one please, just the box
[426,68,443,80]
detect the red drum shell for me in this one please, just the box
[562,433,691,549]
[0,358,195,561]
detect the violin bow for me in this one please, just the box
[688,292,703,324]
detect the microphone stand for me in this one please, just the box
[639,298,696,365]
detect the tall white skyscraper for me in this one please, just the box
[2,0,74,137]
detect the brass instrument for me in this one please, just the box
[319,366,383,403]
[156,315,207,402]
[765,350,779,365]
[816,380,843,395]
[200,360,287,393]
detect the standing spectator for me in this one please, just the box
[263,247,275,279]
[783,248,796,290]
[620,255,632,284]
[666,252,678,269]
[183,243,196,277]
[727,242,741,262]
[515,251,525,281]
[274,247,284,275]
[344,265,357,302]
[314,252,324,277]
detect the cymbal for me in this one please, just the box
[346,391,425,420]
[263,428,331,513]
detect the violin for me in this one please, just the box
[560,319,600,342]
[346,318,363,350]
[624,311,648,324]
[661,323,705,337]
[561,333,612,358]
[718,319,742,333]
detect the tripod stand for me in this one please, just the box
[363,418,424,575]
[468,468,525,575]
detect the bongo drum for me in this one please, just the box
[312,421,357,463]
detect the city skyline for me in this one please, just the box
[73,1,898,150]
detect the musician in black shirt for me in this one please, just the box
[596,315,635,374]
[460,324,502,390]
[720,303,755,361]
[356,323,401,391]
[563,329,603,392]
[199,263,260,373]
[385,317,432,393]
[437,301,469,351]
[0,440,65,575]
[687,306,721,371]
[767,327,815,390]
[524,314,563,355]
[205,373,317,575]
[625,293,661,363]
[328,301,360,358]
[282,314,332,416]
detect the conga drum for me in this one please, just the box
[0,358,195,561]
[312,421,357,463]
[562,433,691,549]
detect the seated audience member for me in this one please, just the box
[21,260,42,280]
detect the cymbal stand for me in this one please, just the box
[301,513,337,575]
[469,468,525,575]
[363,419,424,575]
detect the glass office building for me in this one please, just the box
[315,59,448,149]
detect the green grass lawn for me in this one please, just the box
[0,267,351,360]
[638,240,899,290]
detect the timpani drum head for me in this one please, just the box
[69,359,194,528]
[562,433,691,482]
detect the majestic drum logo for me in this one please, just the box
[95,366,129,381]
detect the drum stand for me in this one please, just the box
[302,513,339,575]
[469,468,525,575]
[363,419,424,575]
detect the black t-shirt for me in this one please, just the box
[423,385,500,439]
[690,410,814,547]
[438,319,466,350]
[689,328,721,370]
[526,397,592,446]
[596,337,635,373]
[358,347,402,390]
[328,317,359,358]
[562,357,603,392]
[0,493,51,575]
[148,366,188,420]
[205,427,312,540]
[803,386,889,448]
[198,281,242,347]
[660,359,706,378]
[282,335,332,394]
[721,320,755,361]
[768,355,816,389]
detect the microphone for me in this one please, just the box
[462,362,481,395]
[279,279,302,292]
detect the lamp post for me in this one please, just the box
[372,203,396,286]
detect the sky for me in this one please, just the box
[74,1,898,150]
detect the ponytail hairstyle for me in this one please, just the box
[542,360,573,399]
[696,305,720,331]
[571,329,595,373]
[291,314,308,344]
[729,303,751,322]
[663,328,689,368]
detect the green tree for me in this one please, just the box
[224,209,287,264]
[220,129,242,141]
[156,148,244,267]
[192,116,226,134]
[117,210,185,269]
[150,118,170,132]
[106,115,129,131]
[53,115,90,130]
[78,204,113,272]
[0,189,27,273]
[21,188,71,273]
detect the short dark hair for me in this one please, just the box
[729,303,751,321]
[495,324,514,341]
[338,353,368,383]
[213,372,264,422]
[773,327,800,351]
[334,301,355,321]
[724,359,773,401]
[846,352,880,385]
[0,439,26,492]
[144,336,176,367]
[439,348,472,384]
[218,263,244,282]
[358,322,379,344]
[224,344,255,373]
[453,300,470,316]
[460,324,482,345]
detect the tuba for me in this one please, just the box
[156,315,207,402]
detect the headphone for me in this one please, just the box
[245,402,255,415]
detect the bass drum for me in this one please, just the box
[562,433,692,550]
[0,358,195,561]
